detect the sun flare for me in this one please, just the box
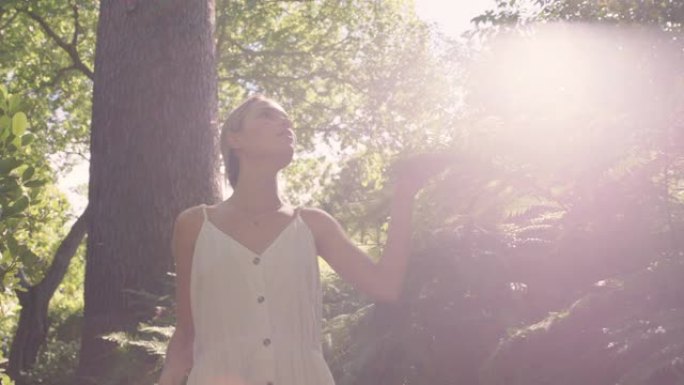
[467,23,682,172]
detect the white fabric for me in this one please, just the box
[186,205,335,385]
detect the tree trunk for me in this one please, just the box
[77,0,220,382]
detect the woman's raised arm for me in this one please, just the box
[304,152,455,302]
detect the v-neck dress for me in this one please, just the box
[186,205,335,385]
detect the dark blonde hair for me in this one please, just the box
[220,94,271,189]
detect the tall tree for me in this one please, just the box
[77,0,220,382]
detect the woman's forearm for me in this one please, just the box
[158,329,193,385]
[375,185,416,301]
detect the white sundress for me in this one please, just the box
[186,204,336,385]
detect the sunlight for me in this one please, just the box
[414,0,496,38]
[468,23,682,170]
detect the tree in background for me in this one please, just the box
[76,0,220,383]
[0,87,52,384]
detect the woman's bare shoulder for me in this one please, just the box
[173,204,207,240]
[298,206,328,220]
[298,206,340,236]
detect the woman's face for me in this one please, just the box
[228,99,296,168]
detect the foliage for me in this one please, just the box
[328,112,683,385]
[0,86,49,385]
[0,0,97,172]
[469,0,683,33]
[19,338,80,385]
[448,1,684,385]
[318,1,684,384]
[78,273,177,385]
[319,263,373,381]
[99,323,174,385]
[481,256,684,385]
[0,86,45,289]
[0,0,92,347]
[0,83,79,385]
[12,246,86,385]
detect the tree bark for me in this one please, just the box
[7,206,89,381]
[77,0,220,383]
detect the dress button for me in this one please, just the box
[263,338,271,346]
[267,382,273,385]
[257,295,265,303]
[253,257,261,265]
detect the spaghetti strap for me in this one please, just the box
[200,204,208,222]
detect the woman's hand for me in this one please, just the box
[389,152,456,197]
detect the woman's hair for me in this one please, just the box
[220,94,270,189]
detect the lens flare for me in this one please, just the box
[467,23,683,174]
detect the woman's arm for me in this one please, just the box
[158,207,202,385]
[305,185,415,302]
[306,153,453,302]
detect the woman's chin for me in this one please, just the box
[273,148,294,169]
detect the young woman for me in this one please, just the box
[158,95,451,385]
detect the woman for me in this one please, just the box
[158,95,451,385]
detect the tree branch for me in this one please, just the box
[62,148,91,163]
[36,205,89,294]
[70,2,80,47]
[218,67,366,93]
[8,205,89,377]
[41,65,78,89]
[222,31,352,58]
[19,7,94,80]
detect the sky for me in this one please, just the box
[56,0,497,214]
[414,0,496,38]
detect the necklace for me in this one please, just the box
[233,203,284,226]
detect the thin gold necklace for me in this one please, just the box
[233,203,284,226]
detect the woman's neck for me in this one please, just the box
[228,168,283,211]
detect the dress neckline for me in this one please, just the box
[202,205,301,258]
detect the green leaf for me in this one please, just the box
[0,116,11,140]
[12,112,28,136]
[22,166,35,181]
[0,372,15,385]
[21,133,34,146]
[6,235,19,256]
[0,158,22,174]
[24,179,47,188]
[20,247,40,266]
[8,94,22,115]
[28,188,41,200]
[0,177,21,195]
[3,195,29,218]
[11,133,21,148]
